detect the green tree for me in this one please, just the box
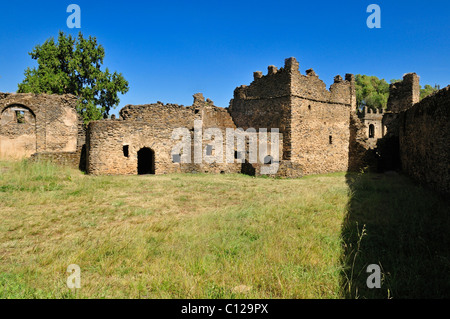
[420,84,438,100]
[18,31,129,123]
[356,76,439,110]
[355,74,390,111]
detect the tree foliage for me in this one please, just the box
[355,74,390,111]
[356,74,440,110]
[420,84,438,100]
[18,31,129,123]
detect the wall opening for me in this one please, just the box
[206,145,213,156]
[172,153,181,163]
[369,124,375,138]
[15,111,25,124]
[1,105,37,159]
[264,155,273,164]
[137,147,155,175]
[123,145,129,158]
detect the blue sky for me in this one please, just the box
[0,0,449,116]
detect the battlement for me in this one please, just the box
[357,106,384,120]
[237,57,354,107]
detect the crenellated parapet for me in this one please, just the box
[357,106,384,120]
[232,57,355,107]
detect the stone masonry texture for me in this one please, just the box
[0,92,83,161]
[1,57,449,193]
[229,57,355,175]
[399,86,450,196]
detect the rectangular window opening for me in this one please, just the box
[172,154,181,163]
[123,145,129,158]
[206,145,213,156]
[16,111,25,124]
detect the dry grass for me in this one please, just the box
[2,159,448,299]
[0,160,348,298]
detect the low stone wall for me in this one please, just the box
[30,151,84,170]
[241,160,303,178]
[399,86,450,196]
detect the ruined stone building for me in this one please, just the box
[87,93,242,176]
[0,57,449,196]
[230,57,355,175]
[0,93,85,166]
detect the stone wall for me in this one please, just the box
[399,86,450,196]
[0,93,81,159]
[87,96,242,176]
[290,72,354,175]
[87,120,181,175]
[229,64,291,130]
[86,119,244,176]
[87,93,291,176]
[120,102,195,129]
[30,151,84,170]
[387,73,420,113]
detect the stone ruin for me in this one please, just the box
[0,57,449,195]
[0,92,85,168]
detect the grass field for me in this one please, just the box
[0,160,449,299]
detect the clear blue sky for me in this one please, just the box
[0,0,449,116]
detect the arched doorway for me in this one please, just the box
[137,147,155,175]
[0,104,37,159]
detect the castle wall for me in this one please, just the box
[87,98,242,176]
[229,58,354,175]
[291,97,351,175]
[0,93,81,159]
[87,120,178,175]
[228,63,292,160]
[86,120,243,176]
[290,72,353,175]
[387,73,420,113]
[399,86,450,196]
[119,102,195,129]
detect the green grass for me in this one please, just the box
[0,160,449,299]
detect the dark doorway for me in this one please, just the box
[137,148,155,175]
[369,124,375,138]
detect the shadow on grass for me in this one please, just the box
[341,171,450,298]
